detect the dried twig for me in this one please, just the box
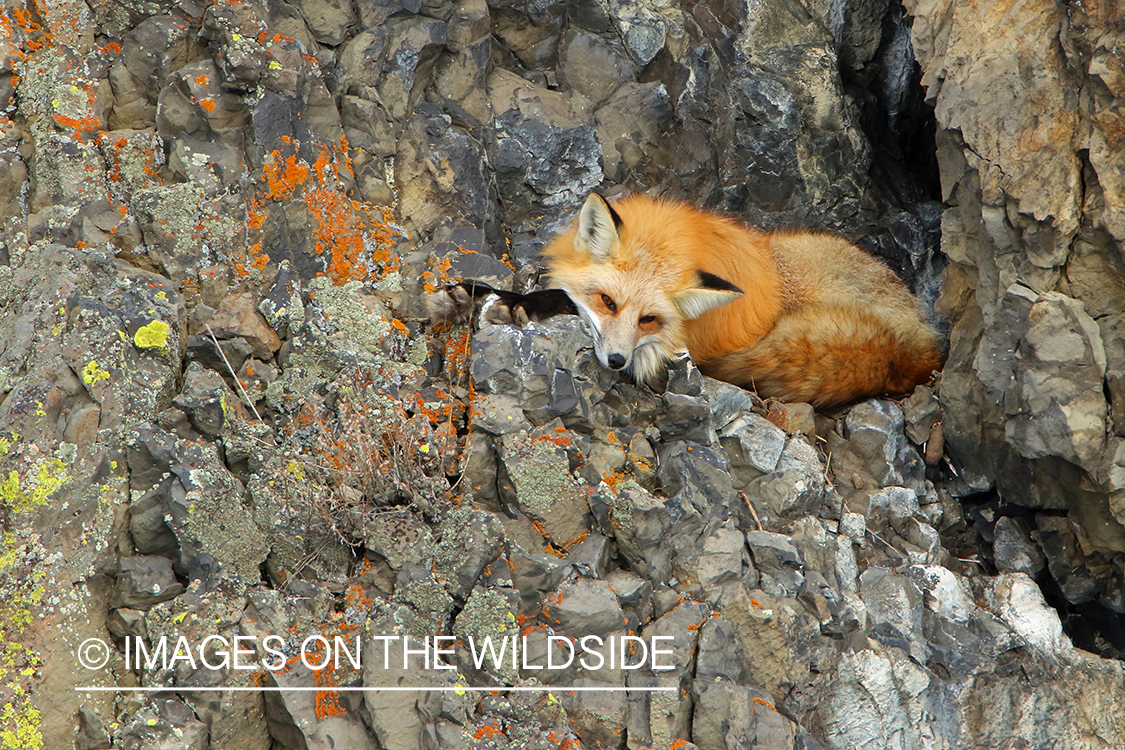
[740,491,764,531]
[206,323,264,422]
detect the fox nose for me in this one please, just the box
[606,353,626,370]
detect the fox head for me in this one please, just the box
[545,193,744,384]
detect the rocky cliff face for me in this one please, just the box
[0,0,1122,748]
[905,0,1125,648]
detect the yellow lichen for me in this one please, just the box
[0,695,42,750]
[134,321,170,354]
[81,361,110,386]
[0,460,69,514]
[0,534,20,571]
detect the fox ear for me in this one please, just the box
[574,193,623,262]
[673,271,743,319]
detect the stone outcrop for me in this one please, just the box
[904,0,1125,625]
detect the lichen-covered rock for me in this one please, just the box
[127,423,268,585]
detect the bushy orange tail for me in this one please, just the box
[701,305,941,408]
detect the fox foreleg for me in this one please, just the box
[426,281,577,327]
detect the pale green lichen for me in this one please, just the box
[134,320,170,354]
[81,360,110,386]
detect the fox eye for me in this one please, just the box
[600,293,617,312]
[639,314,659,326]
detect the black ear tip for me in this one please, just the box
[604,198,623,230]
[697,270,742,295]
[583,193,623,231]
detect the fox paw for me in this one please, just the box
[480,298,531,327]
[426,284,475,325]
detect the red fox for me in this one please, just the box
[430,193,942,408]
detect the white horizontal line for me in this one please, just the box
[75,686,678,693]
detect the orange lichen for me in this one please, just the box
[263,152,310,200]
[474,723,504,739]
[752,696,776,711]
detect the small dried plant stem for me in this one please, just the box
[206,324,264,422]
[740,492,764,531]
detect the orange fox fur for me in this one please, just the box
[543,193,942,408]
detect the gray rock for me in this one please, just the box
[434,507,506,598]
[172,362,242,437]
[452,585,522,683]
[859,566,926,663]
[901,384,942,446]
[833,399,926,497]
[693,680,799,750]
[129,491,179,559]
[626,602,709,748]
[364,510,436,570]
[740,436,832,523]
[566,532,614,579]
[695,613,752,685]
[186,335,254,378]
[470,316,615,425]
[128,423,269,586]
[75,706,112,750]
[656,392,714,443]
[471,393,532,435]
[604,569,652,624]
[106,607,148,639]
[993,516,1047,575]
[696,521,750,589]
[595,81,674,184]
[1036,515,1102,605]
[720,412,787,478]
[1004,292,1108,472]
[611,480,706,581]
[206,292,282,360]
[396,108,499,242]
[543,577,627,637]
[745,531,805,598]
[117,699,209,750]
[704,376,762,430]
[907,564,975,624]
[461,431,500,509]
[657,441,732,518]
[110,555,185,610]
[489,69,603,233]
[257,264,303,340]
[506,538,572,615]
[560,28,635,105]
